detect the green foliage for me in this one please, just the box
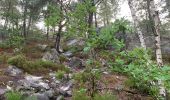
[5,91,22,100]
[0,33,24,48]
[56,70,65,80]
[0,53,11,64]
[7,55,59,73]
[84,19,129,52]
[7,54,27,68]
[44,4,61,27]
[112,48,170,98]
[27,32,45,42]
[73,58,102,98]
[24,95,37,100]
[72,88,116,100]
[68,0,96,37]
[94,93,116,100]
[72,88,90,100]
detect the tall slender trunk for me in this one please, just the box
[27,15,32,35]
[166,0,170,17]
[149,0,166,99]
[88,0,95,35]
[23,0,28,38]
[94,13,98,28]
[128,0,146,49]
[55,22,62,53]
[47,26,49,40]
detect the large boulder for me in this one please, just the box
[68,57,84,69]
[42,49,60,63]
[5,65,23,77]
[17,75,50,92]
[63,38,85,52]
[0,88,7,100]
[37,44,48,51]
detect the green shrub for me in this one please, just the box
[113,48,170,98]
[56,70,65,79]
[94,93,116,100]
[5,91,22,100]
[33,60,56,69]
[7,54,27,68]
[1,34,25,48]
[7,55,59,73]
[0,53,11,64]
[72,89,90,100]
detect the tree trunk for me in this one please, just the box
[166,0,170,17]
[94,13,98,28]
[27,15,32,36]
[88,0,95,35]
[149,0,166,99]
[55,24,62,53]
[127,0,146,49]
[23,0,28,38]
[47,26,49,40]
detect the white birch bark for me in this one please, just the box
[149,0,166,98]
[127,0,146,49]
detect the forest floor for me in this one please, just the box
[0,40,155,100]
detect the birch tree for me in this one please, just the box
[148,0,166,98]
[127,0,146,49]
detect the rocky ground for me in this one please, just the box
[0,38,162,100]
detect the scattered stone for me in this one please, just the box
[67,39,78,46]
[0,88,7,100]
[34,93,49,100]
[62,51,73,57]
[66,90,72,96]
[59,81,73,96]
[44,90,55,98]
[37,44,48,51]
[56,95,64,100]
[5,65,23,77]
[25,75,42,82]
[42,49,60,63]
[17,75,50,92]
[0,88,7,96]
[68,57,83,69]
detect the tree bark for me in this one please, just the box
[94,13,98,28]
[166,0,170,17]
[55,22,63,53]
[47,26,49,40]
[23,0,28,38]
[87,0,95,35]
[149,0,166,99]
[127,0,146,49]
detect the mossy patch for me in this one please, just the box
[7,55,67,74]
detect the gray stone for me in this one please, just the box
[37,44,48,51]
[62,51,73,57]
[42,49,60,63]
[59,81,73,96]
[45,90,55,98]
[66,90,72,96]
[0,88,7,96]
[17,75,50,91]
[56,95,64,100]
[34,93,49,100]
[5,65,23,76]
[68,57,83,68]
[67,39,78,46]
